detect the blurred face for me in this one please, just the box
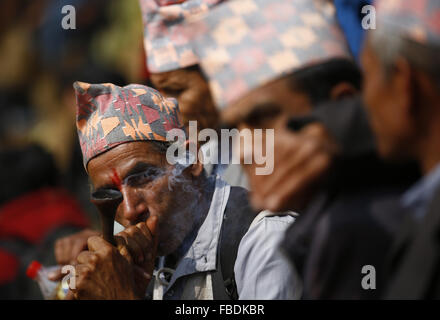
[361,38,416,160]
[150,67,219,131]
[225,78,313,193]
[87,141,199,256]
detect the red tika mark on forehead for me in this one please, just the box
[111,168,122,190]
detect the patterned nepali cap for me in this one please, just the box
[375,0,440,46]
[139,0,224,73]
[187,0,352,109]
[74,82,183,168]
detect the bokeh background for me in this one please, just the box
[0,0,149,299]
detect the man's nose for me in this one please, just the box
[119,186,147,223]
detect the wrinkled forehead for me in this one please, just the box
[87,141,169,185]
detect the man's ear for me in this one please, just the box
[330,82,358,101]
[183,140,204,178]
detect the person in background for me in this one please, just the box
[187,0,357,211]
[188,0,420,298]
[361,0,440,299]
[139,0,248,189]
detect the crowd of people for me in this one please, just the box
[1,0,440,300]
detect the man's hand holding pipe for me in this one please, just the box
[72,215,159,300]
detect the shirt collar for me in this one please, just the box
[401,163,440,220]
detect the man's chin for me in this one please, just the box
[157,240,181,257]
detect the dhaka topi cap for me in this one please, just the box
[186,0,352,109]
[74,82,183,168]
[139,0,225,73]
[375,0,440,47]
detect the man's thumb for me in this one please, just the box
[146,215,159,247]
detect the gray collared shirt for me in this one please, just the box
[401,163,440,220]
[234,213,301,299]
[156,176,298,299]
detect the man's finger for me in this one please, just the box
[118,229,145,265]
[47,267,63,281]
[55,239,69,265]
[76,251,98,265]
[87,235,113,253]
[114,235,134,264]
[71,239,89,264]
[135,221,154,243]
[146,215,159,249]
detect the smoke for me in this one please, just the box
[167,150,197,193]
[156,149,212,259]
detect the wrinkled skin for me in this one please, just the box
[54,229,100,266]
[49,228,100,293]
[150,67,219,132]
[72,217,159,300]
[73,236,142,300]
[70,141,205,299]
[88,141,203,256]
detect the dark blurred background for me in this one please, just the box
[0,0,148,299]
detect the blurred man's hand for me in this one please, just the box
[251,123,339,212]
[54,229,100,266]
[48,229,100,283]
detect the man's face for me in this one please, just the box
[224,78,313,130]
[87,141,198,256]
[150,68,219,131]
[225,78,313,192]
[361,37,415,160]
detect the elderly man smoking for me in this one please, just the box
[69,82,297,299]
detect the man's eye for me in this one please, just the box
[244,107,281,128]
[125,168,162,186]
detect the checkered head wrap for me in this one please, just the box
[74,82,183,168]
[187,0,352,109]
[139,0,224,73]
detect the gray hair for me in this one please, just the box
[369,26,440,89]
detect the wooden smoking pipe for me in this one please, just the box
[90,189,123,246]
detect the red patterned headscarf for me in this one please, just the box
[74,82,183,168]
